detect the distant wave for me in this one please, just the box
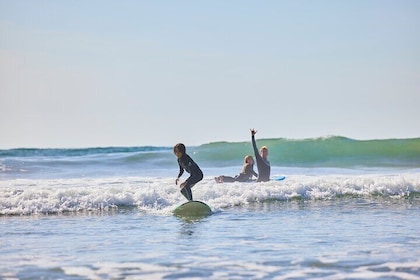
[0,146,171,157]
[197,136,420,168]
[1,136,419,180]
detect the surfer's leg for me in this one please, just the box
[221,176,235,183]
[180,185,193,201]
[180,176,201,201]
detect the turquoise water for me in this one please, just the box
[1,137,420,180]
[1,137,419,279]
[199,137,420,168]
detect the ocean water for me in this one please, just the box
[1,137,420,279]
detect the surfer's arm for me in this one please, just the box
[176,163,184,184]
[244,164,258,179]
[252,135,262,161]
[252,169,258,177]
[244,164,253,175]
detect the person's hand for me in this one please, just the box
[175,178,179,185]
[180,182,186,189]
[250,128,257,136]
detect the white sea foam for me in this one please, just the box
[5,256,419,280]
[1,173,419,216]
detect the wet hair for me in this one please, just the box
[174,143,186,154]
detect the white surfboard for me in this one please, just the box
[173,201,212,217]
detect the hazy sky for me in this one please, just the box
[1,0,419,148]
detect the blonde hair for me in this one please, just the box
[260,146,268,152]
[244,155,253,164]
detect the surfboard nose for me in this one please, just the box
[173,201,212,218]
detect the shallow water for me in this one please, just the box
[1,143,420,279]
[1,197,419,279]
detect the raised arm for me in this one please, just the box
[251,129,262,161]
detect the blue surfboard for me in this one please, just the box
[272,176,286,181]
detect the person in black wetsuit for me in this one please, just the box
[251,129,270,182]
[215,155,258,183]
[173,143,203,201]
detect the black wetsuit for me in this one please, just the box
[221,164,258,182]
[177,153,203,201]
[252,135,270,182]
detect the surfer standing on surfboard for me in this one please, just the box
[251,129,271,182]
[174,143,203,201]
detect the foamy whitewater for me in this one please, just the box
[1,137,419,279]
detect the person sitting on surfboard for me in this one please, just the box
[174,143,203,201]
[214,155,258,183]
[251,129,271,182]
